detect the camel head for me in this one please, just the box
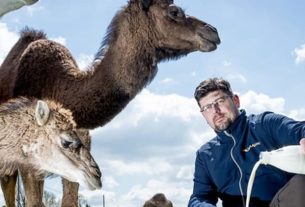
[143,193,173,207]
[20,100,102,190]
[128,0,221,60]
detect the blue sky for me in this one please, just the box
[1,0,305,207]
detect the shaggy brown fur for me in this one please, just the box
[143,193,173,207]
[0,0,220,129]
[0,97,101,207]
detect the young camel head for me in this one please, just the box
[0,98,102,190]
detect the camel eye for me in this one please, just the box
[61,138,73,148]
[60,132,82,149]
[61,137,82,149]
[167,5,185,20]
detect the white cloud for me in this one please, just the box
[223,60,232,67]
[90,89,205,162]
[104,175,119,189]
[50,36,67,46]
[240,90,285,114]
[294,44,305,64]
[176,165,193,180]
[0,189,3,204]
[25,3,43,16]
[288,108,305,121]
[121,179,191,207]
[76,53,94,70]
[95,89,200,129]
[158,77,174,85]
[79,188,117,207]
[79,175,192,207]
[88,90,205,206]
[103,159,172,176]
[227,74,247,83]
[188,129,215,151]
[0,22,18,64]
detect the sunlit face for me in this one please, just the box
[199,90,240,132]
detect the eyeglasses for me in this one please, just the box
[200,95,231,113]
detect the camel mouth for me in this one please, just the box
[86,179,102,190]
[84,172,102,190]
[197,25,221,52]
[199,37,220,52]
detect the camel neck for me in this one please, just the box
[60,41,157,129]
[95,45,156,92]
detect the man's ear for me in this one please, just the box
[232,94,240,108]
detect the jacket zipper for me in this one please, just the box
[224,130,246,207]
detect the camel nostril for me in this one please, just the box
[205,24,218,33]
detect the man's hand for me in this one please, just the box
[299,138,305,154]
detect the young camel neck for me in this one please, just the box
[0,104,36,175]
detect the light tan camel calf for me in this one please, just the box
[0,97,101,206]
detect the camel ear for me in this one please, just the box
[35,100,50,126]
[141,0,152,11]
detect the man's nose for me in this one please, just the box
[211,103,221,113]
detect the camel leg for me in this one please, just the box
[61,178,79,207]
[19,168,45,207]
[0,171,18,207]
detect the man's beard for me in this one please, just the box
[214,117,234,132]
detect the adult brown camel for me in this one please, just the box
[0,0,220,129]
[0,97,102,207]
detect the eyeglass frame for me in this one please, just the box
[200,95,232,113]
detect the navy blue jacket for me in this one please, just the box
[188,110,305,207]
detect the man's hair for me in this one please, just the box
[194,77,233,104]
